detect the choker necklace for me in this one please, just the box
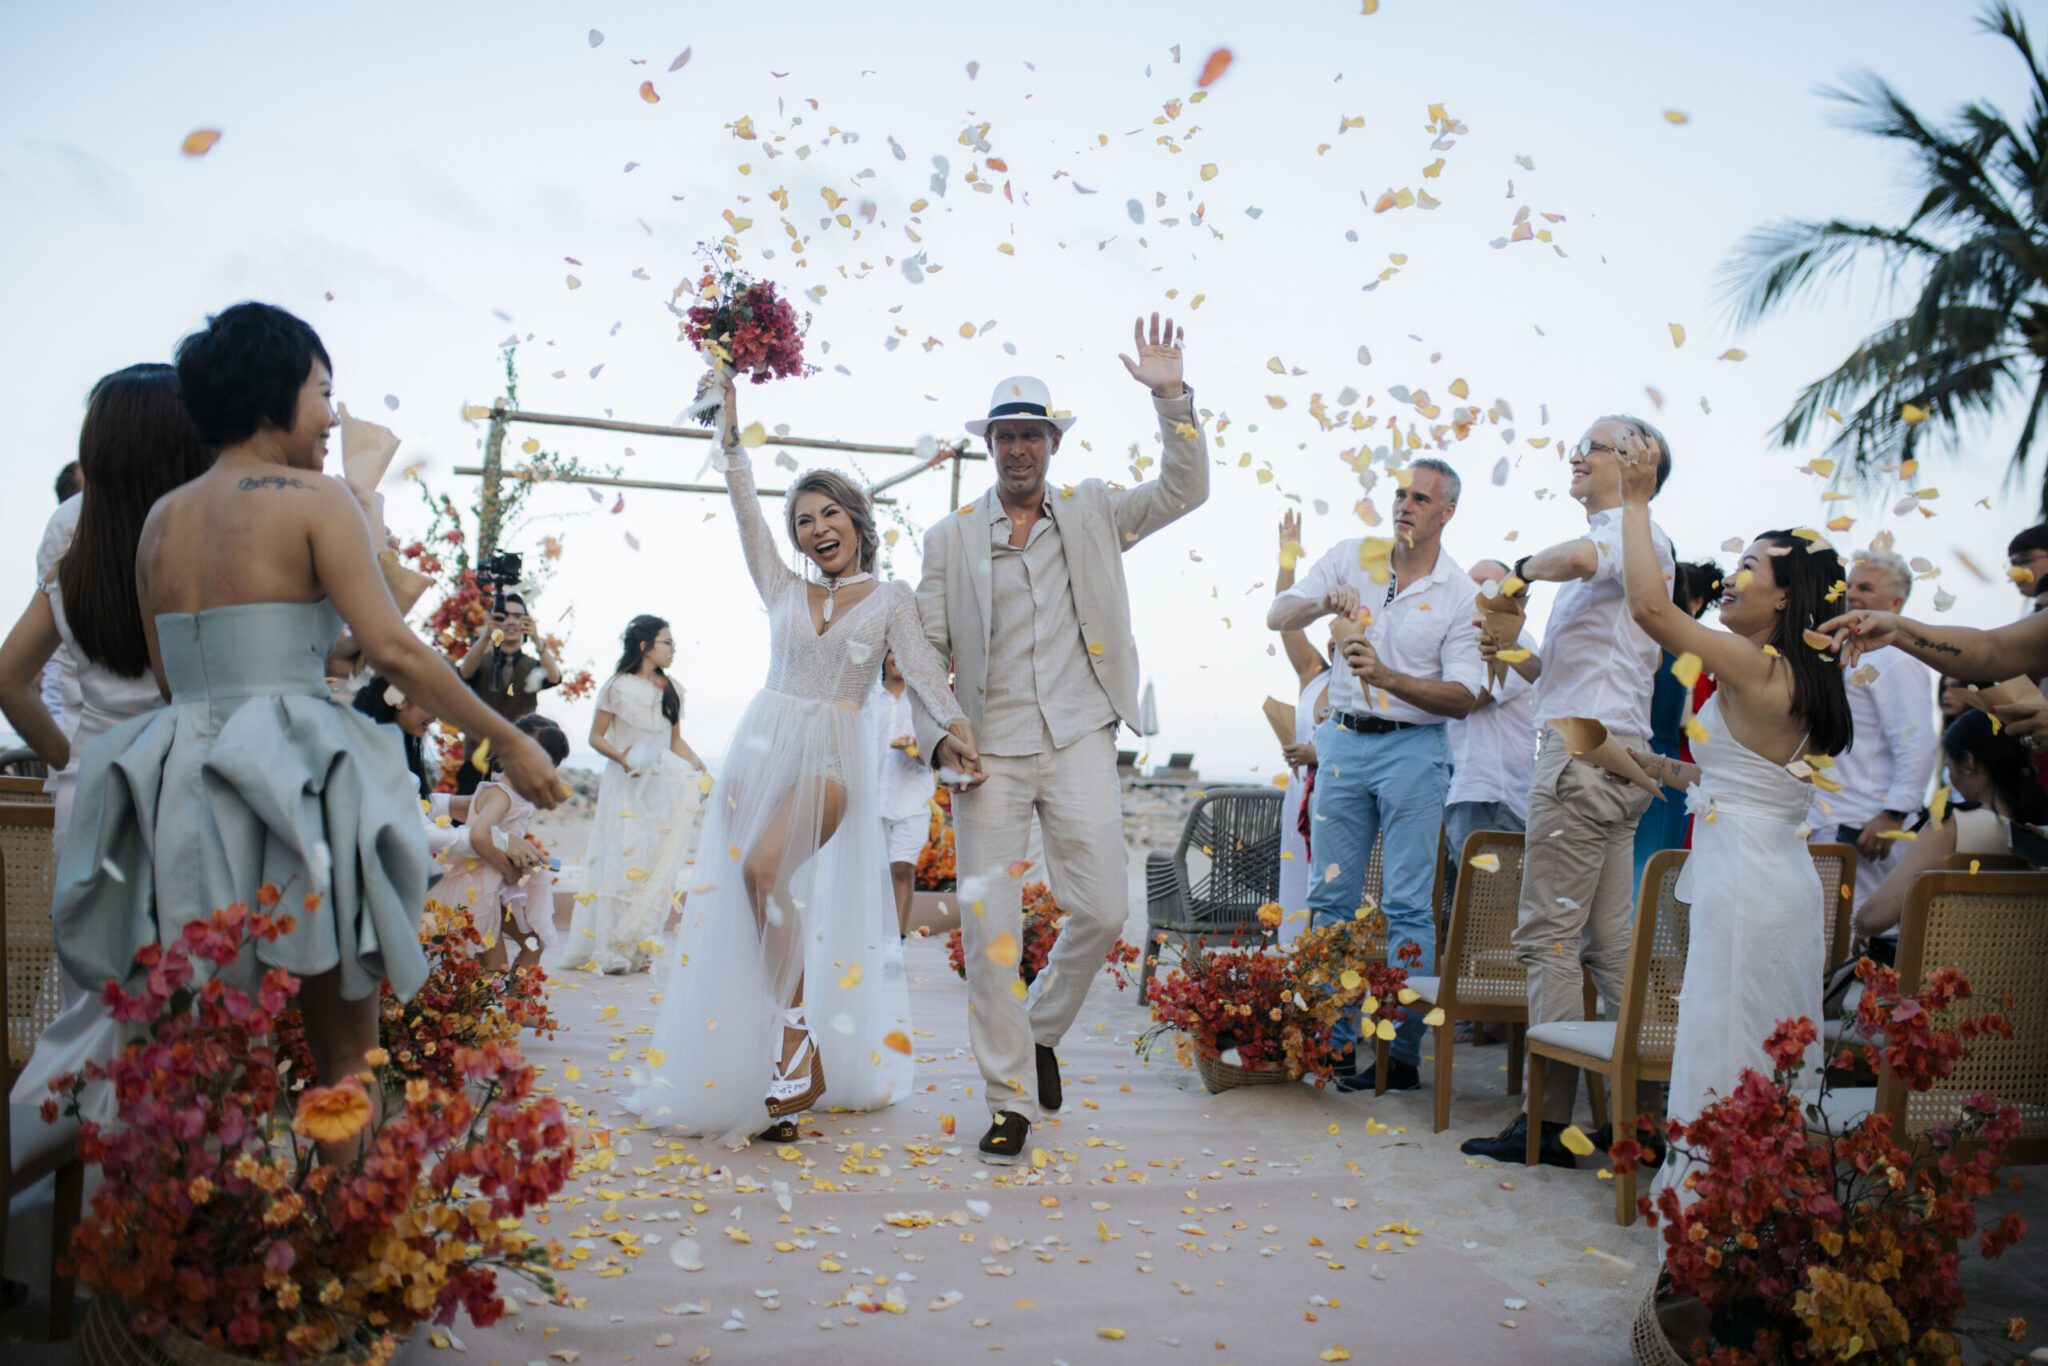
[820,570,874,623]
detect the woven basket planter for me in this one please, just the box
[1628,1282,1703,1366]
[1194,1050,1292,1093]
[81,1296,354,1366]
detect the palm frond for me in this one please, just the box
[1717,219,1943,328]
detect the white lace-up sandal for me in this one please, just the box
[765,1005,826,1119]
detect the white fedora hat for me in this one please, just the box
[964,375,1077,438]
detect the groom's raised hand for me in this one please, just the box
[1118,313,1185,400]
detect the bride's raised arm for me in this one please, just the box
[711,372,798,604]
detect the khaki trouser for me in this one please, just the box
[954,724,1127,1122]
[1513,727,1654,1124]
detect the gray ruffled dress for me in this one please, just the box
[51,601,430,1004]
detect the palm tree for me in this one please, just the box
[1720,4,2048,513]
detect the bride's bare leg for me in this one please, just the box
[741,777,848,1071]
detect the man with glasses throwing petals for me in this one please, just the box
[1461,417,1675,1168]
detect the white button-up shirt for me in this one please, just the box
[1279,540,1484,725]
[875,685,937,822]
[1532,509,1674,740]
[981,499,1118,756]
[1448,628,1539,817]
[1807,654,1939,831]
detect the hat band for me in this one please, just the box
[986,400,1051,420]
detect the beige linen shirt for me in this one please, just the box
[981,500,1118,755]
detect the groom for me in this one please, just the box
[912,314,1208,1164]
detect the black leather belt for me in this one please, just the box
[1331,710,1423,735]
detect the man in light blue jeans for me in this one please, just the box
[1308,720,1451,1081]
[1267,458,1483,1093]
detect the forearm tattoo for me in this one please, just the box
[1908,632,1962,658]
[238,475,308,491]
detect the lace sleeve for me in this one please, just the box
[724,444,797,604]
[884,584,964,728]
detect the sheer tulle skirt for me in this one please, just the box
[629,688,912,1148]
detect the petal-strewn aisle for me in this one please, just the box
[410,929,1655,1363]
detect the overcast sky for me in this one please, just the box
[2,0,2038,777]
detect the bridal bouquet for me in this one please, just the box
[678,250,813,425]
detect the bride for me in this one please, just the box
[632,372,977,1148]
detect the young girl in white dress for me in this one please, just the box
[548,616,704,975]
[631,373,975,1148]
[1607,428,1851,1208]
[436,714,571,968]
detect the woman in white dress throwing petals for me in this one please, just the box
[1607,430,1851,1205]
[548,615,705,974]
[632,373,976,1148]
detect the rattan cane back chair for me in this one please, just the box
[1142,787,1284,988]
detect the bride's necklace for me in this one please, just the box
[819,570,874,624]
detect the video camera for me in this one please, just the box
[476,550,525,617]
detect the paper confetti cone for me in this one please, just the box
[1548,717,1662,797]
[1474,583,1528,690]
[1261,696,1296,749]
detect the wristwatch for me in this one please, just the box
[1512,555,1533,583]
[1880,808,1911,821]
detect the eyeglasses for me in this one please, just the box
[1572,438,1621,460]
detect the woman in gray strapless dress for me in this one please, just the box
[47,303,563,1109]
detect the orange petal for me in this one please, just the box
[1196,47,1233,88]
[181,129,222,157]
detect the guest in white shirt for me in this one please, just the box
[876,650,937,937]
[1461,416,1675,1168]
[1268,458,1481,1093]
[34,476,84,741]
[1808,551,1939,913]
[1445,559,1537,870]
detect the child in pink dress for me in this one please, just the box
[435,715,572,968]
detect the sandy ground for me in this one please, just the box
[5,783,2042,1365]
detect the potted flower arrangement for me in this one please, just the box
[1137,913,1422,1092]
[943,880,1140,989]
[52,904,576,1366]
[1622,958,2027,1365]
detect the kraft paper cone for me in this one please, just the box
[1962,676,2046,715]
[1549,716,1663,797]
[1262,696,1295,749]
[338,403,401,495]
[1474,585,1528,690]
[379,550,434,614]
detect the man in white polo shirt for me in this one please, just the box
[1810,550,1938,911]
[1462,416,1675,1167]
[1268,458,1481,1093]
[1445,558,1538,868]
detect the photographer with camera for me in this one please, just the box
[455,552,561,795]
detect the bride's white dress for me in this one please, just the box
[1654,694,1825,1205]
[630,445,966,1147]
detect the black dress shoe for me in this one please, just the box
[978,1111,1031,1166]
[1036,1044,1063,1113]
[1334,1059,1420,1093]
[1459,1115,1577,1169]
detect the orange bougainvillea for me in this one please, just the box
[915,786,957,890]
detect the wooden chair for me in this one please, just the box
[0,809,83,1338]
[1524,848,1689,1226]
[1826,870,2048,1165]
[1408,830,1529,1132]
[1937,851,2030,872]
[1357,826,1449,965]
[1807,842,1856,973]
[1142,787,1283,989]
[0,775,53,803]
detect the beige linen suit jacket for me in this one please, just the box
[910,388,1209,759]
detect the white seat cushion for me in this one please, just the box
[1814,1086,1874,1130]
[1407,975,1441,1005]
[1525,1020,1616,1062]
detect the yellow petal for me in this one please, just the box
[1559,1124,1596,1156]
[838,963,863,988]
[1373,1018,1397,1041]
[1670,651,1702,688]
[1901,402,1930,425]
[1929,785,1951,824]
[1339,969,1362,991]
[1683,715,1709,745]
[1422,1007,1446,1027]
[1468,853,1501,872]
[1098,1328,1127,1341]
[987,932,1020,967]
[1668,322,1686,347]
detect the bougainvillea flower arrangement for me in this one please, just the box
[678,247,813,419]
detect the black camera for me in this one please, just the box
[476,550,525,616]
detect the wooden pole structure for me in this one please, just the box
[479,407,509,557]
[452,466,904,505]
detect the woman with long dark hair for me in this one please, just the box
[548,614,705,974]
[632,372,973,1148]
[1855,709,2048,939]
[1610,434,1851,1210]
[0,365,212,868]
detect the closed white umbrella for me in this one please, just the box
[1138,678,1160,737]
